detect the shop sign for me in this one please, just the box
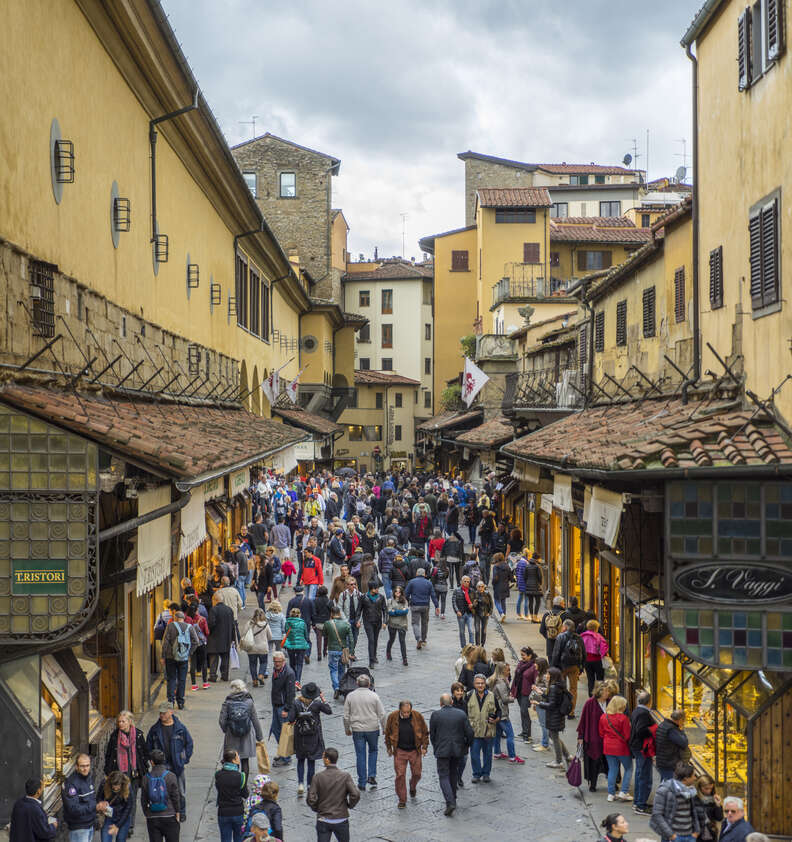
[203,476,223,501]
[41,654,78,708]
[600,582,610,639]
[675,563,792,604]
[512,462,541,485]
[553,474,573,512]
[179,487,208,560]
[540,494,554,514]
[583,485,623,548]
[295,440,317,460]
[12,560,68,594]
[229,469,248,497]
[390,451,407,457]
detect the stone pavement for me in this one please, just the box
[128,583,609,842]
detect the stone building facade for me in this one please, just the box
[231,134,342,301]
[460,155,538,226]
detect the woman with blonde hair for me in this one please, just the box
[454,643,475,678]
[598,695,633,802]
[103,710,148,833]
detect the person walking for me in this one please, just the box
[649,761,701,842]
[217,576,244,621]
[300,547,324,600]
[404,567,437,650]
[207,593,236,683]
[490,553,512,622]
[629,690,655,815]
[145,703,193,819]
[465,673,500,784]
[510,647,537,744]
[243,779,283,842]
[539,596,565,659]
[718,796,754,842]
[289,683,333,797]
[529,657,551,753]
[265,600,285,666]
[250,555,274,611]
[61,754,96,842]
[581,619,609,696]
[269,652,296,768]
[213,749,248,842]
[655,710,690,782]
[306,748,360,842]
[693,775,724,842]
[429,693,474,816]
[359,581,387,668]
[458,645,493,692]
[103,711,148,835]
[577,680,613,793]
[323,606,354,699]
[9,778,57,842]
[471,580,494,646]
[384,701,428,809]
[283,608,310,683]
[451,575,475,648]
[219,679,263,778]
[343,674,386,791]
[311,586,333,663]
[377,537,398,599]
[599,695,633,803]
[241,609,273,688]
[551,619,585,717]
[161,610,198,710]
[535,666,572,770]
[441,532,463,588]
[140,749,180,842]
[385,585,409,666]
[184,603,210,691]
[490,664,524,764]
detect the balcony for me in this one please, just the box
[502,368,584,415]
[491,264,570,308]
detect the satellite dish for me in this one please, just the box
[622,153,633,166]
[675,166,687,182]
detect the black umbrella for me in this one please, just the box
[335,467,356,477]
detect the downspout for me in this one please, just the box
[682,43,701,405]
[98,490,190,542]
[579,286,595,406]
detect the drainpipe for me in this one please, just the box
[682,43,701,405]
[98,490,191,542]
[579,289,595,406]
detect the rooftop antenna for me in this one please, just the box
[675,138,688,181]
[400,213,408,258]
[239,115,259,140]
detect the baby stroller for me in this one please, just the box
[338,665,375,699]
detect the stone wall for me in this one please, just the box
[463,159,535,226]
[232,137,337,301]
[0,237,239,396]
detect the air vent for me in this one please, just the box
[302,335,318,353]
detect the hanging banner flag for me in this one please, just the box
[260,376,273,405]
[583,485,624,547]
[553,473,573,512]
[263,369,280,405]
[286,366,307,404]
[461,357,489,407]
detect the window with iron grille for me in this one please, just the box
[709,246,724,309]
[29,260,56,338]
[451,250,469,271]
[642,286,656,337]
[578,324,588,367]
[188,344,201,376]
[523,242,540,264]
[674,267,686,322]
[235,253,248,328]
[594,311,605,352]
[616,300,627,346]
[749,196,780,311]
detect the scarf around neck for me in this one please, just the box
[117,725,136,775]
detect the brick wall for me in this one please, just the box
[463,159,536,226]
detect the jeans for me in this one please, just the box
[235,571,249,605]
[393,748,422,802]
[517,696,532,740]
[101,817,130,842]
[410,606,429,642]
[352,730,379,787]
[584,660,604,696]
[288,648,305,683]
[536,705,549,747]
[381,571,393,599]
[658,766,674,782]
[632,749,653,809]
[436,756,461,806]
[327,650,345,690]
[145,816,179,842]
[437,591,448,614]
[493,596,506,616]
[316,819,349,842]
[297,756,316,785]
[516,592,528,615]
[495,718,516,757]
[473,615,489,646]
[306,583,318,600]
[247,653,268,679]
[256,590,269,610]
[190,645,208,685]
[456,613,474,648]
[606,754,633,795]
[165,658,188,706]
[217,814,243,842]
[387,627,407,660]
[663,836,696,842]
[70,830,94,842]
[470,737,493,778]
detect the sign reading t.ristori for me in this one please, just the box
[675,563,792,604]
[12,560,68,594]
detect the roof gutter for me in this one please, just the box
[681,0,724,46]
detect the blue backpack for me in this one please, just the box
[147,773,168,812]
[174,623,191,662]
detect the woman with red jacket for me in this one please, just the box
[598,695,633,802]
[510,646,538,743]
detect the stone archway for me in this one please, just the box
[251,365,261,415]
[332,373,349,389]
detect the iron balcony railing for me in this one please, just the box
[502,368,585,414]
[492,264,570,307]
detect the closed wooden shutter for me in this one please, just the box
[594,311,605,352]
[602,251,612,269]
[761,198,779,306]
[616,300,627,346]
[738,8,752,91]
[749,211,763,305]
[674,267,686,322]
[578,325,588,367]
[642,286,656,338]
[523,242,540,264]
[709,246,724,309]
[767,0,784,60]
[451,250,469,271]
[577,250,587,271]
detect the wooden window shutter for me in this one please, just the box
[602,251,612,269]
[578,325,588,367]
[523,242,540,264]
[761,198,779,306]
[577,250,587,271]
[616,300,627,346]
[642,286,656,338]
[452,250,469,271]
[594,311,605,352]
[674,267,686,322]
[709,246,724,309]
[767,0,784,60]
[738,8,752,91]
[749,211,763,305]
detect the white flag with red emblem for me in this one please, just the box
[261,369,280,405]
[260,376,273,404]
[286,366,307,404]
[461,356,489,407]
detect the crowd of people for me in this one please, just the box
[8,468,771,842]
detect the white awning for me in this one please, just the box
[179,487,208,559]
[136,485,172,596]
[230,468,249,497]
[583,485,624,548]
[271,444,298,474]
[553,473,573,512]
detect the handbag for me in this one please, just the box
[229,644,240,670]
[329,619,351,665]
[239,626,256,652]
[566,743,583,787]
[277,721,294,758]
[256,740,270,774]
[602,655,617,679]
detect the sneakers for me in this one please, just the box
[522,737,533,744]
[444,803,455,816]
[482,775,491,782]
[494,753,509,760]
[532,745,549,752]
[367,777,377,789]
[202,682,210,689]
[297,784,305,797]
[509,756,525,765]
[191,685,199,691]
[500,613,506,622]
[607,794,616,802]
[618,792,633,801]
[633,805,651,815]
[470,777,481,784]
[545,761,561,768]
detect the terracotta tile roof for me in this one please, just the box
[550,218,652,244]
[477,188,552,209]
[650,196,693,233]
[354,370,421,386]
[561,216,636,227]
[457,152,638,176]
[456,416,513,448]
[0,383,305,480]
[416,409,483,432]
[583,239,662,302]
[271,407,341,436]
[503,397,792,473]
[342,260,433,282]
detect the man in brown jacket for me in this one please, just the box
[384,700,429,809]
[306,747,360,842]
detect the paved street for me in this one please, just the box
[130,585,604,842]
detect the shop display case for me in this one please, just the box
[40,654,79,777]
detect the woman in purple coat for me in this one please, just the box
[576,680,615,792]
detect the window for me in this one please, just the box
[594,311,605,352]
[249,267,260,335]
[359,290,370,307]
[739,0,784,91]
[425,323,431,340]
[375,392,384,409]
[381,324,393,348]
[642,286,656,337]
[424,392,432,409]
[279,172,296,198]
[595,174,606,184]
[451,250,469,271]
[641,213,651,228]
[599,201,622,217]
[709,246,724,309]
[523,242,540,264]
[415,390,418,404]
[394,424,402,441]
[495,208,536,223]
[395,392,403,407]
[358,322,370,343]
[381,289,393,313]
[359,357,370,370]
[749,196,780,311]
[550,251,560,267]
[243,172,257,196]
[381,358,393,371]
[576,250,612,271]
[550,202,568,218]
[364,425,382,441]
[29,260,56,338]
[616,300,627,346]
[261,281,270,341]
[424,357,431,375]
[578,324,588,367]
[235,253,248,328]
[348,389,358,408]
[570,174,589,185]
[348,425,363,441]
[422,282,433,305]
[674,267,686,322]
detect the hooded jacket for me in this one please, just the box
[145,716,194,777]
[378,546,398,575]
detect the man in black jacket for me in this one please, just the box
[429,693,474,816]
[359,581,387,667]
[270,652,296,767]
[550,619,585,717]
[561,596,588,632]
[629,691,655,814]
[655,709,690,782]
[10,779,57,842]
[61,754,97,842]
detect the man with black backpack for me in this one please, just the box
[161,610,199,710]
[550,619,585,718]
[141,748,180,842]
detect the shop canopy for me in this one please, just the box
[416,409,483,434]
[455,416,513,449]
[271,407,342,437]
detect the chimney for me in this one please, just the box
[374,246,378,260]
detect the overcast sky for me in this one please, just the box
[162,0,699,260]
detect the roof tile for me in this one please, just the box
[477,188,552,208]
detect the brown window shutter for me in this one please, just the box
[523,242,540,264]
[452,250,469,271]
[602,251,612,269]
[642,286,656,338]
[577,250,587,271]
[709,246,724,309]
[767,0,784,60]
[749,211,763,306]
[616,300,627,346]
[738,8,752,90]
[594,311,605,352]
[674,267,686,322]
[578,325,588,367]
[760,198,779,306]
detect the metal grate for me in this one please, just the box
[154,233,169,263]
[113,197,131,232]
[29,260,56,338]
[187,263,200,288]
[188,344,201,376]
[709,246,723,310]
[210,282,222,306]
[54,139,75,183]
